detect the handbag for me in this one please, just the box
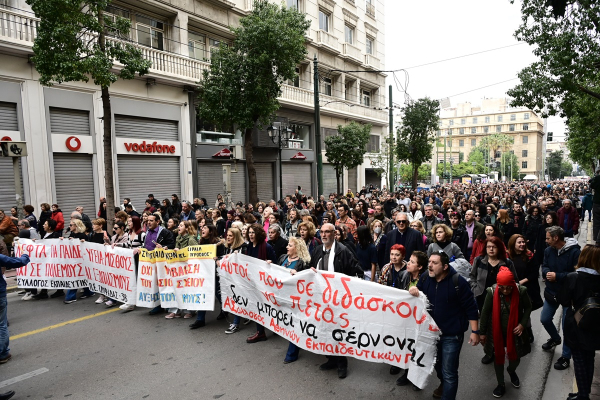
[544,288,559,307]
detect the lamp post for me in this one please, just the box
[267,121,292,201]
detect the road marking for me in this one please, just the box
[0,367,49,388]
[10,308,120,341]
[6,286,17,291]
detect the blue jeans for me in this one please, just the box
[65,287,94,301]
[233,315,240,325]
[0,296,9,358]
[196,310,206,322]
[434,334,464,400]
[285,342,300,362]
[540,300,571,359]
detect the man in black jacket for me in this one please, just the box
[420,204,443,239]
[144,214,175,250]
[383,213,426,264]
[310,223,363,379]
[267,224,288,261]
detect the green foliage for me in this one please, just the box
[398,164,431,183]
[27,0,151,87]
[499,152,520,180]
[467,148,489,174]
[199,0,310,130]
[547,150,573,179]
[370,137,391,182]
[396,98,440,188]
[325,122,371,193]
[565,93,600,171]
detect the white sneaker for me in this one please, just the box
[119,304,135,312]
[22,292,33,301]
[105,300,116,307]
[95,295,106,304]
[225,324,240,334]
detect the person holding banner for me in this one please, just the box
[310,223,363,379]
[1,248,30,365]
[190,224,226,328]
[479,266,532,398]
[167,221,199,319]
[144,214,175,315]
[409,251,480,400]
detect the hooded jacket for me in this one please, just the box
[1,253,30,297]
[416,266,479,337]
[582,193,594,210]
[557,206,580,235]
[542,238,581,295]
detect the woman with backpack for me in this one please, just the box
[558,244,600,400]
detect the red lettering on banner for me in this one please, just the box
[396,302,412,318]
[123,140,176,154]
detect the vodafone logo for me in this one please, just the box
[124,141,176,154]
[1,136,12,141]
[66,136,81,151]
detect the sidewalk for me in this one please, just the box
[542,221,599,400]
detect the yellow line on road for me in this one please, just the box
[10,308,120,341]
[6,286,17,291]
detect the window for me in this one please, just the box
[497,115,503,122]
[461,118,466,125]
[367,134,380,152]
[287,66,300,87]
[510,114,516,121]
[459,127,465,134]
[366,0,375,17]
[522,135,528,144]
[322,77,332,96]
[509,124,515,131]
[485,116,490,123]
[448,128,453,135]
[289,123,310,149]
[319,10,329,32]
[449,120,454,126]
[459,139,464,147]
[495,151,501,158]
[209,38,224,58]
[471,139,476,146]
[286,0,299,8]
[483,126,489,133]
[361,90,371,106]
[188,32,206,60]
[471,127,477,133]
[523,124,529,130]
[136,15,164,51]
[472,117,477,124]
[524,113,530,120]
[105,6,130,39]
[496,125,502,132]
[366,37,374,55]
[522,161,528,169]
[522,150,528,157]
[344,25,354,44]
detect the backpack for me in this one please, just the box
[574,290,600,331]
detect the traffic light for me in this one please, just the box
[547,132,553,141]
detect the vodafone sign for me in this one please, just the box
[66,136,82,151]
[124,141,176,154]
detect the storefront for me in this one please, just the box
[197,159,247,205]
[0,82,25,211]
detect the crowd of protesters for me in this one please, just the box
[2,168,600,400]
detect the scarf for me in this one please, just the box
[257,241,267,261]
[493,266,519,364]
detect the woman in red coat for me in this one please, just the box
[50,204,65,232]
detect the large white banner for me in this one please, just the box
[15,239,88,290]
[219,254,441,388]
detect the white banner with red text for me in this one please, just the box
[218,253,441,389]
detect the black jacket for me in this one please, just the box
[523,214,543,251]
[451,225,469,256]
[558,270,600,351]
[383,227,425,265]
[144,227,175,249]
[268,237,289,261]
[38,210,52,235]
[309,241,364,278]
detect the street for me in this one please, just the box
[2,287,554,399]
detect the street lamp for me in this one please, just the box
[267,121,292,200]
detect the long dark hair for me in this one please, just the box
[130,216,142,235]
[544,211,559,226]
[357,225,373,248]
[477,223,503,242]
[200,224,219,244]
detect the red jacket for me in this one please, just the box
[0,215,18,237]
[51,210,65,232]
[557,206,580,235]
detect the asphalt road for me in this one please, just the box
[1,288,557,400]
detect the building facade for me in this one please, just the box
[436,98,546,180]
[0,0,387,213]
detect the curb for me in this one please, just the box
[6,285,19,293]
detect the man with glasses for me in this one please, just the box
[310,223,363,379]
[144,214,175,315]
[382,213,425,265]
[17,220,39,240]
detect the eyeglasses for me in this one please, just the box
[113,226,120,230]
[395,220,408,224]
[69,224,75,226]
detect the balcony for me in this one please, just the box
[366,3,375,18]
[317,29,339,53]
[364,54,380,69]
[342,42,362,63]
[244,0,255,12]
[0,7,38,49]
[279,84,387,123]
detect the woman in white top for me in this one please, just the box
[407,201,423,223]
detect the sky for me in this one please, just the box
[383,0,566,140]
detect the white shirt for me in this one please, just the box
[320,241,336,272]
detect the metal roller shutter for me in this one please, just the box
[323,164,338,196]
[255,162,274,202]
[0,158,23,211]
[282,163,311,198]
[230,163,247,204]
[0,102,18,130]
[365,169,380,189]
[348,167,357,193]
[118,156,181,210]
[115,115,178,141]
[49,107,90,135]
[53,154,96,216]
[197,162,223,206]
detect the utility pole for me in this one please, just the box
[443,133,447,183]
[313,55,323,197]
[388,85,393,191]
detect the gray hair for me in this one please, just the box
[19,219,31,228]
[298,209,310,217]
[423,204,434,210]
[70,212,82,220]
[182,200,192,207]
[396,212,408,218]
[546,226,565,241]
[562,199,572,205]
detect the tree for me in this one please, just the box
[467,148,488,174]
[27,0,151,234]
[324,122,371,195]
[565,93,600,172]
[396,98,440,189]
[398,164,431,183]
[199,1,310,204]
[370,138,392,186]
[547,150,569,180]
[499,153,520,181]
[479,133,514,177]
